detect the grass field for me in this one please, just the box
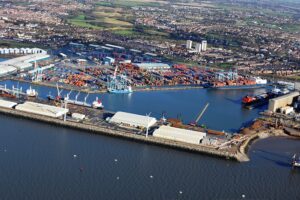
[0,40,47,49]
[96,0,163,8]
[217,63,235,69]
[68,14,103,29]
[68,0,170,37]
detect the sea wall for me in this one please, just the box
[0,106,244,162]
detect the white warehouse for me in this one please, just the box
[0,53,50,76]
[15,101,69,118]
[0,99,17,109]
[109,111,157,128]
[153,125,206,145]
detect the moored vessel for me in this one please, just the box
[0,89,16,98]
[292,154,300,168]
[26,86,38,97]
[92,97,104,109]
[206,71,267,89]
[242,87,291,109]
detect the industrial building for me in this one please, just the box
[103,57,115,65]
[15,101,69,118]
[0,48,46,55]
[109,111,157,128]
[186,40,193,49]
[133,63,170,71]
[153,125,206,145]
[195,43,202,53]
[105,44,125,50]
[268,91,300,112]
[201,40,207,51]
[0,99,17,109]
[186,40,207,53]
[0,53,50,76]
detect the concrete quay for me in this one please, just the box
[0,106,246,162]
[2,77,204,94]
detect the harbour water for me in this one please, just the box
[0,80,299,199]
[0,114,299,199]
[1,80,268,132]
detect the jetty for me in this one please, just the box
[0,99,248,162]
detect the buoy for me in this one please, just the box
[73,154,77,158]
[242,194,246,198]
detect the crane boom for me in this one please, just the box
[195,103,209,124]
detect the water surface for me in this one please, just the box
[0,114,299,200]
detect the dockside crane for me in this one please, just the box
[189,103,210,127]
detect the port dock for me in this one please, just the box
[0,103,248,162]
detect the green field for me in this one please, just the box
[68,14,103,29]
[68,0,171,37]
[217,63,235,69]
[0,40,47,49]
[96,0,162,8]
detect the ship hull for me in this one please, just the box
[242,93,277,109]
[108,89,132,94]
[210,84,266,90]
[243,98,269,109]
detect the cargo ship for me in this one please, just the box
[242,87,289,109]
[65,93,104,109]
[292,154,300,168]
[26,86,38,98]
[242,92,276,109]
[47,92,64,101]
[205,76,267,90]
[0,89,16,99]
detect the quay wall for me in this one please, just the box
[3,77,203,94]
[0,106,243,162]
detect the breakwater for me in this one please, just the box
[0,106,246,162]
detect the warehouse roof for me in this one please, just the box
[15,101,68,118]
[270,91,299,101]
[0,53,50,76]
[153,125,206,145]
[0,65,17,76]
[133,63,170,70]
[109,111,157,128]
[0,99,17,108]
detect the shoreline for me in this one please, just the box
[2,77,205,94]
[0,106,244,162]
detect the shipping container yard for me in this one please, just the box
[0,44,299,163]
[0,78,299,162]
[0,43,270,94]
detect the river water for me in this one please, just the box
[0,114,299,200]
[0,81,299,199]
[1,80,267,132]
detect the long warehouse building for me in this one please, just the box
[0,99,17,109]
[153,125,206,145]
[268,91,300,112]
[109,111,157,128]
[15,101,68,118]
[0,52,50,76]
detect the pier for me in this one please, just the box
[0,104,245,162]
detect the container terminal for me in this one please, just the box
[0,81,299,162]
[0,44,270,94]
[0,45,299,162]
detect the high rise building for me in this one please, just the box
[186,40,193,49]
[201,40,207,51]
[195,43,202,53]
